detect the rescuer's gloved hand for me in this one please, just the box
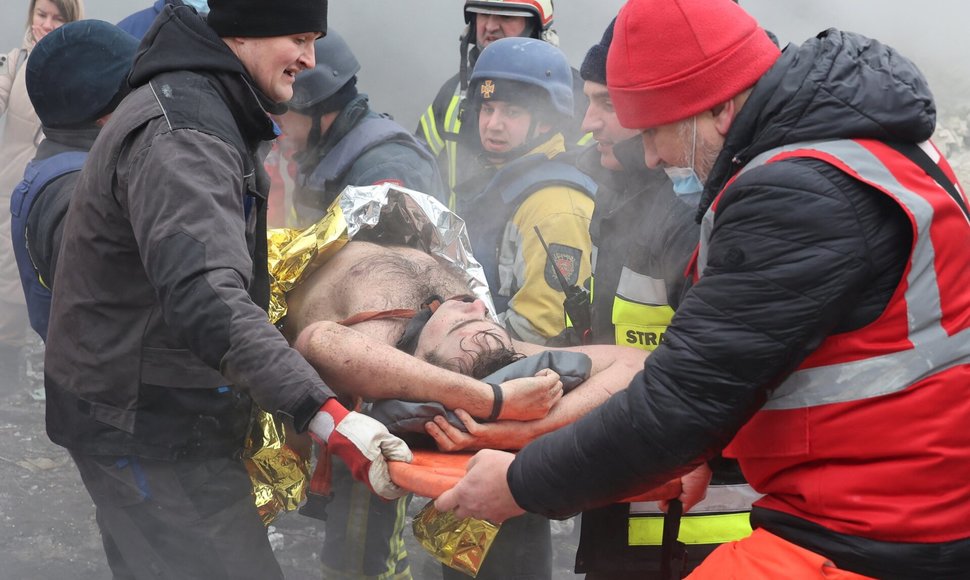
[310,399,413,499]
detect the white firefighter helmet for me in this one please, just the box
[464,0,555,36]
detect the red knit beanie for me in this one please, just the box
[607,0,780,129]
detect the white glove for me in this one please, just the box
[311,399,413,499]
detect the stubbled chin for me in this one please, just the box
[273,87,294,104]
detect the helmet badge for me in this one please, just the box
[481,79,496,99]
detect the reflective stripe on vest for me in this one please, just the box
[419,103,446,156]
[628,483,760,546]
[629,512,753,546]
[699,139,970,411]
[702,139,970,542]
[442,92,462,207]
[612,267,674,351]
[417,85,463,208]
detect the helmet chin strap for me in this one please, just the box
[459,28,472,92]
[307,113,324,151]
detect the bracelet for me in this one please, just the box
[487,382,503,422]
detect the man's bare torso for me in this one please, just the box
[283,241,472,343]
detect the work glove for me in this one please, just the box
[309,399,413,499]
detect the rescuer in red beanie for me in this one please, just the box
[436,1,970,579]
[607,0,780,129]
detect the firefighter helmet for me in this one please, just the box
[464,0,554,33]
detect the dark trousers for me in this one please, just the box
[70,452,282,580]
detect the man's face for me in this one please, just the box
[230,32,318,103]
[581,81,639,171]
[475,13,529,49]
[413,298,512,373]
[639,116,722,183]
[275,110,314,153]
[478,100,538,156]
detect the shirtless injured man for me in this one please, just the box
[273,185,652,579]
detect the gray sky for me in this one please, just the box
[2,1,968,126]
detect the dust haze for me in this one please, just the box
[2,0,967,124]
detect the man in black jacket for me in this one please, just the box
[437,0,970,578]
[44,2,413,578]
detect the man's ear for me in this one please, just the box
[712,96,740,138]
[222,36,246,56]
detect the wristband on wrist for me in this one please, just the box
[487,382,503,422]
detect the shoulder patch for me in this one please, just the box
[544,243,582,290]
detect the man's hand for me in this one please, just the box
[310,399,413,499]
[659,463,712,513]
[497,369,562,421]
[425,409,526,452]
[434,449,525,523]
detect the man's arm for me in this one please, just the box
[440,160,902,520]
[426,342,647,450]
[127,126,410,498]
[125,127,331,429]
[295,320,562,421]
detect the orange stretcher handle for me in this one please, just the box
[388,449,682,502]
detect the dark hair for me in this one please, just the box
[423,329,523,379]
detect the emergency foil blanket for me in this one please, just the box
[243,409,309,525]
[246,183,493,524]
[412,500,501,578]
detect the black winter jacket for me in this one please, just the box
[508,29,956,578]
[44,5,331,459]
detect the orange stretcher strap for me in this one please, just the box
[388,449,682,502]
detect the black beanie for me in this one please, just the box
[208,0,327,38]
[580,18,615,84]
[27,20,139,129]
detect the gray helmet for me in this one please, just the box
[289,29,360,112]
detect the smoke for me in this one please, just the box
[3,1,965,126]
[327,1,625,127]
[743,0,970,112]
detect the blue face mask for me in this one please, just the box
[182,0,209,14]
[662,117,704,196]
[663,166,704,195]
